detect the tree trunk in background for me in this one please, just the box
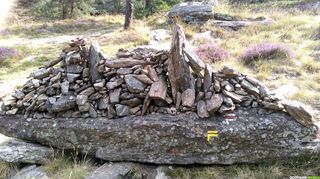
[145,0,152,11]
[70,0,75,18]
[124,0,133,30]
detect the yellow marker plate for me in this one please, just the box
[207,130,218,143]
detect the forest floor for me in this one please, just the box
[0,0,320,178]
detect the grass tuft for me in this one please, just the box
[0,161,17,179]
[44,153,96,179]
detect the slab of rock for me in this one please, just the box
[208,18,273,31]
[184,49,205,75]
[109,88,121,104]
[116,68,133,75]
[222,90,246,104]
[206,94,223,115]
[0,138,54,164]
[221,65,238,77]
[47,96,77,113]
[61,81,69,95]
[0,108,318,165]
[94,81,105,91]
[86,162,133,179]
[105,58,147,68]
[149,75,167,100]
[168,24,194,101]
[282,100,316,127]
[32,68,50,80]
[11,165,49,179]
[6,108,18,115]
[106,78,124,90]
[240,80,259,96]
[181,89,195,107]
[67,73,80,83]
[67,65,83,74]
[115,104,130,117]
[125,75,146,93]
[89,41,103,83]
[97,97,109,110]
[120,98,142,107]
[76,95,88,106]
[203,64,213,92]
[12,90,25,100]
[133,74,153,85]
[168,2,214,24]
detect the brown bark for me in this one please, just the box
[61,0,68,19]
[124,0,133,30]
[70,0,75,18]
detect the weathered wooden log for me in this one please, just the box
[0,108,318,165]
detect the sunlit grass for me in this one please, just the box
[0,161,17,179]
[0,44,62,81]
[44,153,95,179]
[167,156,320,179]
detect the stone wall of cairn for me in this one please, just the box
[0,25,315,127]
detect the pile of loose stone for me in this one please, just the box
[0,26,315,127]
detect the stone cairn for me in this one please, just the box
[1,25,315,127]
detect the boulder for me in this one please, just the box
[0,137,54,164]
[11,165,49,179]
[167,2,214,24]
[0,107,318,165]
[86,162,133,179]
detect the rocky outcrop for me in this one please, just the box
[207,18,273,31]
[0,108,318,165]
[0,138,54,164]
[167,2,214,24]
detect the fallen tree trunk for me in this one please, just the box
[0,108,319,165]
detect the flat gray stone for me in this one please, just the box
[32,68,50,80]
[47,96,77,113]
[124,75,146,93]
[11,165,49,179]
[0,138,54,164]
[106,78,124,90]
[283,100,315,127]
[86,162,133,179]
[76,95,88,106]
[115,104,130,117]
